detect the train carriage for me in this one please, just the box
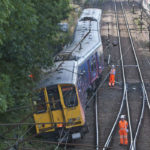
[33,8,104,140]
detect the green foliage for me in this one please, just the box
[0,74,12,112]
[0,0,70,113]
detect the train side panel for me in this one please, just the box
[77,44,104,109]
[97,43,104,74]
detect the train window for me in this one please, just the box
[33,90,47,114]
[61,85,78,108]
[47,86,62,110]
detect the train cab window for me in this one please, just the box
[47,86,62,110]
[61,85,78,108]
[33,90,47,114]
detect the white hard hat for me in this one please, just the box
[112,64,115,68]
[120,115,125,119]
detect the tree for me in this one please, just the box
[0,0,70,113]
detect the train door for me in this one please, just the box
[98,46,104,74]
[95,52,99,76]
[90,54,97,83]
[46,85,65,128]
[87,60,91,83]
[33,88,55,133]
[77,65,88,106]
[58,84,85,128]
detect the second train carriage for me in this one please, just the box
[33,8,104,140]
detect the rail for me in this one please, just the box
[95,93,99,150]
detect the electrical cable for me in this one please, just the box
[5,112,46,150]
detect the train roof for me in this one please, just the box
[37,61,78,88]
[56,8,102,64]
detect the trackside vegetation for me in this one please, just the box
[0,0,70,113]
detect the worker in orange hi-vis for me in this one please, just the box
[119,115,128,146]
[109,65,116,87]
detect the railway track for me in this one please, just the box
[102,0,150,150]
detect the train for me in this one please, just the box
[32,8,104,140]
[142,0,150,15]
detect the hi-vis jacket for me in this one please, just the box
[119,120,128,130]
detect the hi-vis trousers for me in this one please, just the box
[119,129,128,145]
[109,74,115,86]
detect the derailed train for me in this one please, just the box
[32,8,104,140]
[142,0,150,15]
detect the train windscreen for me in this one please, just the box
[47,85,62,110]
[33,89,47,113]
[61,85,78,107]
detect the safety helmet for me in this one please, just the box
[120,115,125,119]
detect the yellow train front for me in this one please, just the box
[33,61,86,140]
